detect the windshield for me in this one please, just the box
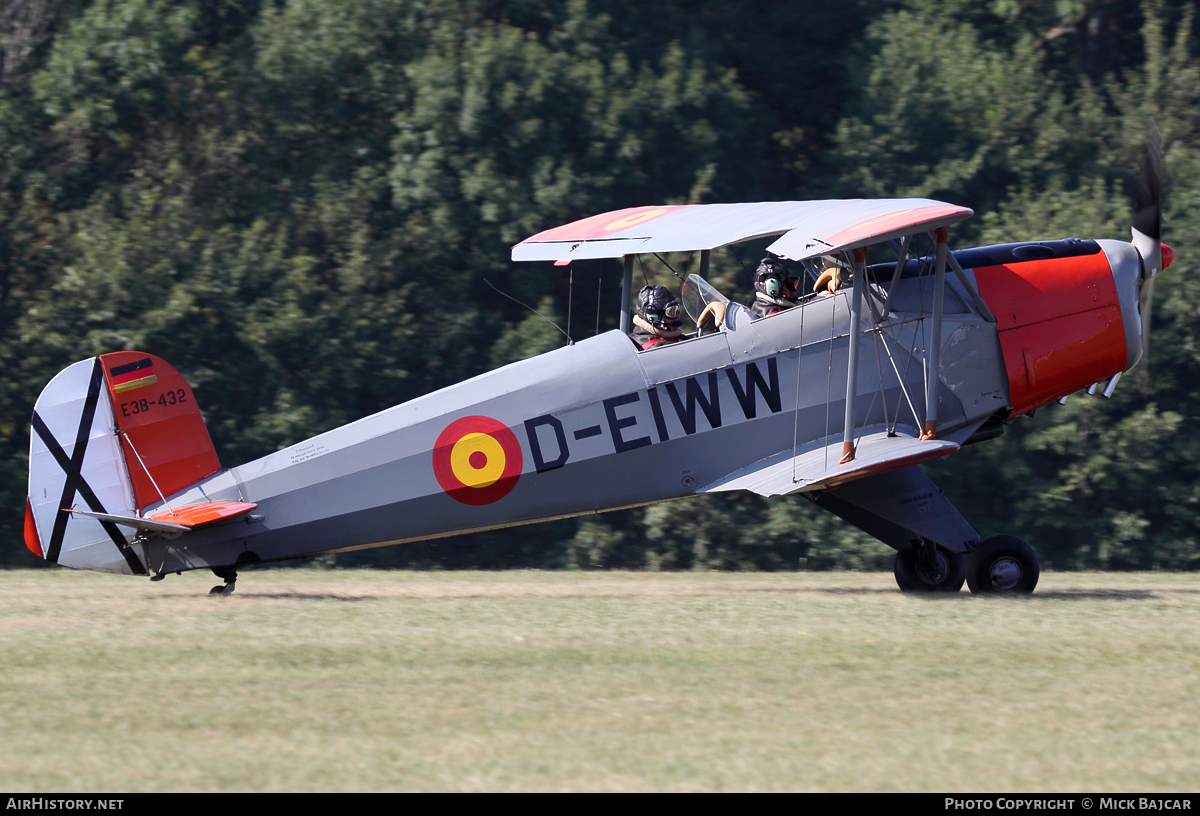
[679,274,730,325]
[798,253,852,288]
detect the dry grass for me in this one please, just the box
[1,568,1198,791]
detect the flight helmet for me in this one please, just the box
[637,285,682,331]
[754,257,797,299]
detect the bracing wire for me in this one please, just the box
[872,330,890,432]
[864,272,893,434]
[824,294,836,473]
[912,233,937,424]
[893,233,932,428]
[729,244,750,277]
[483,279,572,344]
[653,253,687,283]
[792,294,806,483]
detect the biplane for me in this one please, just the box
[23,145,1171,595]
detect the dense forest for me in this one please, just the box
[3,0,1199,570]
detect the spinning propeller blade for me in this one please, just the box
[1132,121,1165,366]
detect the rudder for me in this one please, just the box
[26,353,220,574]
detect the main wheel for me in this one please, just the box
[893,543,966,592]
[966,535,1039,594]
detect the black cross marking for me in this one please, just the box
[30,358,146,574]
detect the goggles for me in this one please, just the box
[646,301,681,328]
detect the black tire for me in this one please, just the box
[894,543,966,593]
[966,535,1039,594]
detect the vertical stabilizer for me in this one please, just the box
[99,351,220,510]
[28,357,143,572]
[26,353,220,574]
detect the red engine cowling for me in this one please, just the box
[973,248,1129,417]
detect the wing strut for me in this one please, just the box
[946,252,996,323]
[840,247,868,463]
[920,228,949,440]
[882,233,913,317]
[620,255,633,334]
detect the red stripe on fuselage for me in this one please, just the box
[974,253,1127,416]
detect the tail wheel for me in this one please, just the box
[966,535,1039,595]
[894,543,965,593]
[209,566,237,597]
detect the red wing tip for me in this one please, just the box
[826,445,959,488]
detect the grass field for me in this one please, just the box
[1,568,1198,792]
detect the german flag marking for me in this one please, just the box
[110,358,158,394]
[433,416,522,505]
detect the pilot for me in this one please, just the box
[629,284,685,350]
[749,257,801,318]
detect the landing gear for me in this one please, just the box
[893,540,966,592]
[966,535,1039,594]
[209,566,237,596]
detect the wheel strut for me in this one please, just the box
[209,566,237,596]
[921,537,939,570]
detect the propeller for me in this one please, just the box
[1131,121,1165,366]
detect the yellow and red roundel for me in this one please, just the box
[432,416,523,505]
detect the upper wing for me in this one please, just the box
[511,200,972,263]
[766,201,972,261]
[698,424,959,497]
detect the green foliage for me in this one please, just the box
[489,297,568,367]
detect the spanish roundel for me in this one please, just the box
[432,416,523,505]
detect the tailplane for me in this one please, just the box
[25,353,220,574]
